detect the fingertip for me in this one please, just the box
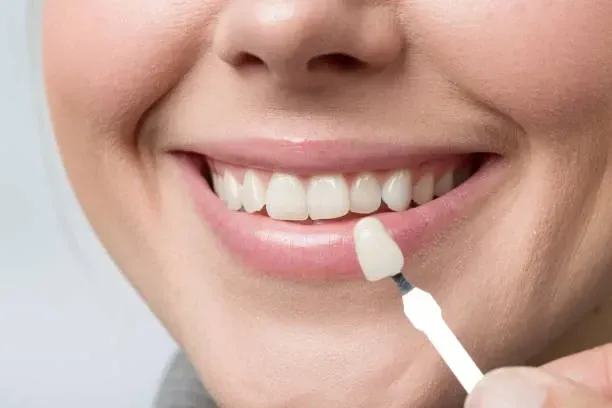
[465,368,549,408]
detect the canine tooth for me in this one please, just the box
[350,173,381,214]
[382,170,412,211]
[353,217,404,282]
[434,170,454,197]
[413,173,434,205]
[223,172,242,210]
[307,174,350,220]
[266,173,308,221]
[241,170,266,213]
[212,173,226,203]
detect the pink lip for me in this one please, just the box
[174,141,504,281]
[172,138,480,174]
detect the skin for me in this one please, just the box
[42,1,612,407]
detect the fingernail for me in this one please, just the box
[465,368,548,408]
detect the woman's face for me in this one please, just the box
[43,1,612,406]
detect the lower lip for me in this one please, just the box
[177,155,504,281]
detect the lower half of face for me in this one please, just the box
[43,1,612,406]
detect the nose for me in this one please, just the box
[214,0,404,86]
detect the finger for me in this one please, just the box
[541,343,612,398]
[464,367,612,408]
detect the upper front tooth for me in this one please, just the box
[266,173,309,221]
[413,173,434,205]
[382,170,412,211]
[223,172,242,210]
[434,170,453,197]
[350,173,381,214]
[241,170,266,213]
[307,174,350,220]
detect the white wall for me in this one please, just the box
[0,3,177,407]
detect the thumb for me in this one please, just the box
[464,367,612,408]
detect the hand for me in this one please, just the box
[465,344,612,407]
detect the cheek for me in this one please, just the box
[42,0,217,134]
[413,0,612,127]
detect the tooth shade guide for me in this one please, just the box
[352,216,484,392]
[353,217,405,282]
[392,273,413,295]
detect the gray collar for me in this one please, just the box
[154,352,218,408]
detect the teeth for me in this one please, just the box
[223,172,242,211]
[434,170,453,197]
[412,173,434,205]
[382,170,412,211]
[350,173,381,214]
[353,217,404,282]
[307,174,350,220]
[211,165,460,220]
[241,170,266,213]
[266,173,309,221]
[212,174,226,204]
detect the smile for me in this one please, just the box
[174,139,504,281]
[209,158,465,220]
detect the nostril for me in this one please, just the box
[307,53,366,72]
[234,52,266,68]
[232,51,365,73]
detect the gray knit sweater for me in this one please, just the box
[154,352,218,408]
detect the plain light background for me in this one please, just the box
[1,2,177,407]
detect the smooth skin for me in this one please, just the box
[43,1,612,407]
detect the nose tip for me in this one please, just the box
[214,1,403,83]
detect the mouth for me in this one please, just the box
[173,139,503,281]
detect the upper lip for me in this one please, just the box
[174,138,478,174]
[161,115,514,173]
